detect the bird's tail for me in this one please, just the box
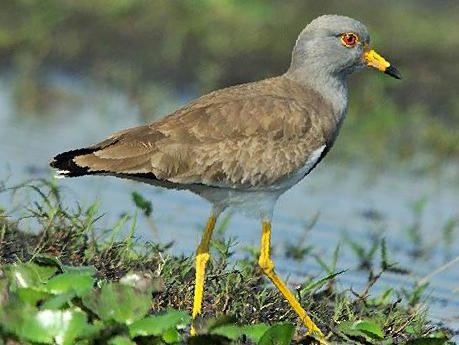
[50,147,98,178]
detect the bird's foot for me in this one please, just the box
[305,328,330,345]
[190,324,197,337]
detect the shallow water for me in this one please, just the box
[0,74,458,333]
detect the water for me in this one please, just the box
[1,74,458,333]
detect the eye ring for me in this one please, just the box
[341,32,359,47]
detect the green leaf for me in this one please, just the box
[41,292,76,309]
[1,307,89,345]
[131,191,153,216]
[129,310,190,337]
[108,336,137,345]
[212,324,269,342]
[0,277,8,308]
[82,282,151,324]
[404,337,449,345]
[46,271,93,296]
[338,320,385,341]
[6,263,57,290]
[199,314,236,333]
[17,287,51,305]
[43,309,89,345]
[300,270,346,296]
[211,325,248,340]
[353,320,384,339]
[33,255,65,271]
[368,288,394,306]
[258,323,295,345]
[162,328,181,344]
[338,320,367,338]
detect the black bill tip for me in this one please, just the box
[385,65,402,80]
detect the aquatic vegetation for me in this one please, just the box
[0,181,455,344]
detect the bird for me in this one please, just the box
[50,15,401,339]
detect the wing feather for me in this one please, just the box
[65,77,336,189]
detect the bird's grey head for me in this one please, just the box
[287,15,401,81]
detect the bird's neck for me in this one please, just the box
[284,65,348,123]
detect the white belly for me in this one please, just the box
[197,145,326,220]
[269,144,326,191]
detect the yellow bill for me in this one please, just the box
[363,44,401,79]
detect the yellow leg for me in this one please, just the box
[258,221,323,337]
[190,214,217,336]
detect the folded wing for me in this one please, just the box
[51,77,334,190]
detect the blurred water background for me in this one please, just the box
[0,0,458,335]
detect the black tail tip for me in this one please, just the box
[50,147,95,178]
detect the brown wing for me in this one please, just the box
[54,76,336,189]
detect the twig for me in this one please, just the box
[352,269,384,301]
[418,255,459,286]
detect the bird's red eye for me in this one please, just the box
[341,33,359,47]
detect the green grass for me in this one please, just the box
[0,181,455,344]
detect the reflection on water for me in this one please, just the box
[0,74,458,332]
